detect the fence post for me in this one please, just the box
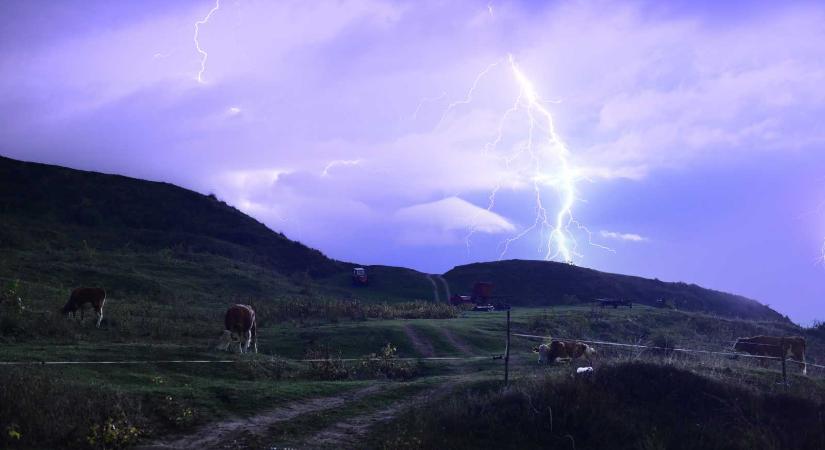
[781,337,788,387]
[505,309,510,385]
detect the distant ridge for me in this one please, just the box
[444,260,785,322]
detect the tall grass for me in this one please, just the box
[371,362,825,450]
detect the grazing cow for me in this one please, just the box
[734,335,806,375]
[217,304,257,354]
[62,287,106,328]
[533,340,596,365]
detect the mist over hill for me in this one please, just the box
[0,155,787,322]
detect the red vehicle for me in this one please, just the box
[450,282,504,310]
[471,282,494,303]
[351,267,368,286]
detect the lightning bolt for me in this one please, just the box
[411,92,447,120]
[438,54,611,264]
[194,0,221,84]
[820,238,825,265]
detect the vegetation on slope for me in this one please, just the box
[0,155,438,303]
[371,362,825,450]
[0,155,787,321]
[445,260,785,321]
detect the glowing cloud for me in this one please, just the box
[600,230,648,242]
[321,159,362,177]
[396,197,515,234]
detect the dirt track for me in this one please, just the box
[441,328,473,356]
[135,385,385,450]
[291,382,455,449]
[402,324,434,357]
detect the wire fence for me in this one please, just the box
[0,355,498,366]
[511,332,823,371]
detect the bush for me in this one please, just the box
[0,369,145,449]
[354,344,418,380]
[254,298,458,326]
[650,332,677,355]
[303,345,349,380]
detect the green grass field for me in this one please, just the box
[3,300,824,449]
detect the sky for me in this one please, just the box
[1,0,824,324]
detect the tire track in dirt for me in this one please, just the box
[291,382,458,449]
[135,385,385,450]
[440,328,473,356]
[425,274,440,303]
[435,274,451,300]
[403,324,434,357]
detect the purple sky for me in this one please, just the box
[2,0,824,324]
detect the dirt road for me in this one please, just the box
[135,385,385,450]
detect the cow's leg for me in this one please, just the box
[242,330,252,353]
[95,308,103,328]
[251,323,257,354]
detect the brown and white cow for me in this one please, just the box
[533,340,596,365]
[62,287,107,328]
[217,304,257,354]
[733,335,806,375]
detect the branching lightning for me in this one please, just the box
[412,92,447,120]
[436,60,503,129]
[194,0,221,84]
[438,54,611,264]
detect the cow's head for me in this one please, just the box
[60,302,75,315]
[215,330,234,352]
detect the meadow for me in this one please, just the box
[2,283,824,449]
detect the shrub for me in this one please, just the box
[254,298,458,325]
[650,332,677,356]
[303,345,349,380]
[0,369,145,449]
[355,344,418,380]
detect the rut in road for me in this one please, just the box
[426,274,440,303]
[284,382,458,449]
[135,385,386,450]
[402,324,434,357]
[440,328,474,356]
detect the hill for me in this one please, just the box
[0,155,435,303]
[444,260,786,321]
[0,155,786,322]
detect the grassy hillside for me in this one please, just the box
[445,260,785,321]
[0,155,437,303]
[0,155,786,322]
